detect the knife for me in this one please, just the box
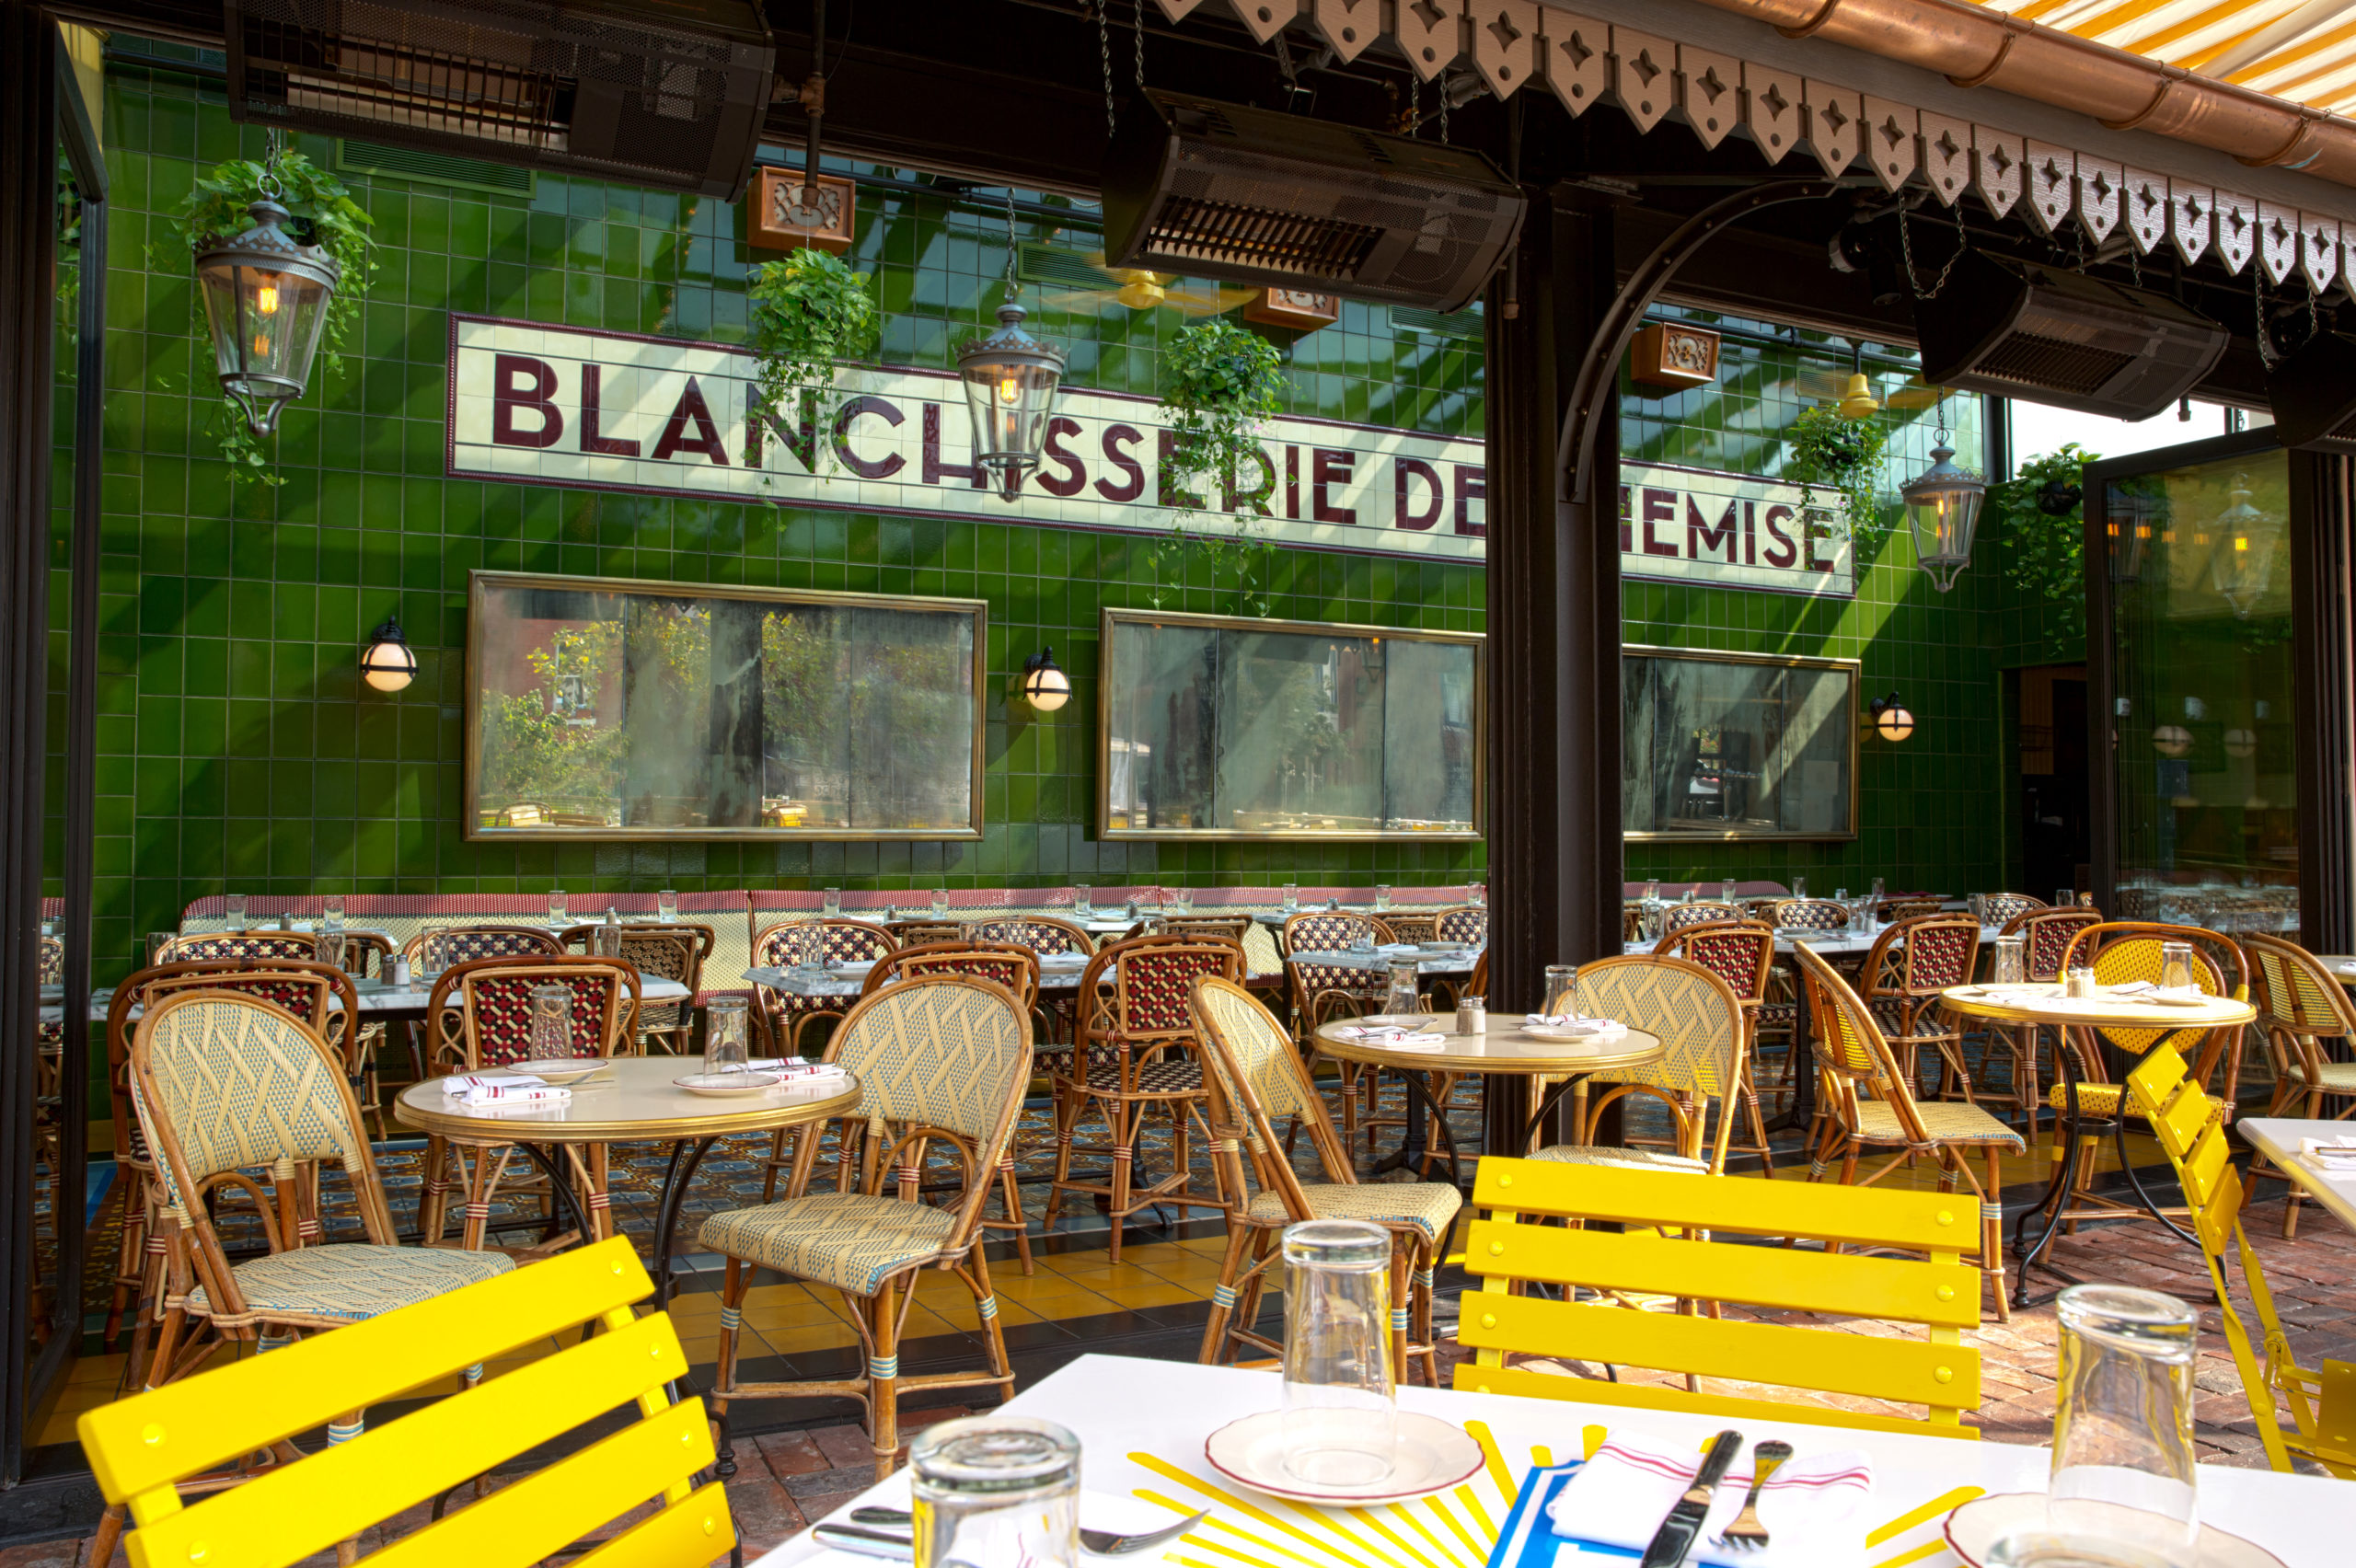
[810,1521,915,1561]
[1638,1429,1744,1568]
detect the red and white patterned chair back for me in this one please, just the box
[753,918,896,970]
[1661,901,1744,935]
[158,930,320,964]
[1281,911,1388,955]
[865,941,1042,1013]
[1654,919,1774,1004]
[969,917,1094,956]
[406,925,561,972]
[2004,907,2102,982]
[1978,893,2046,928]
[1433,905,1488,944]
[1101,937,1243,1045]
[1883,914,1981,996]
[428,957,635,1070]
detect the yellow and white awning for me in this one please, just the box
[1970,1,2356,118]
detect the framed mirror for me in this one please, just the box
[467,572,985,840]
[1623,645,1859,841]
[1100,608,1483,840]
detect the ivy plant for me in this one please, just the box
[745,248,880,474]
[1153,318,1287,614]
[1991,443,2095,651]
[1784,403,1890,547]
[174,150,375,490]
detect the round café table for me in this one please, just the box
[1939,981,2255,1306]
[1311,1017,1663,1184]
[2306,954,2356,988]
[394,1057,860,1306]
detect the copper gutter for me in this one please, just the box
[1691,0,2356,189]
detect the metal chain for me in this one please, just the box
[1934,390,1950,450]
[2309,275,2322,339]
[1897,202,1969,300]
[1408,74,1422,137]
[1097,2,1115,141]
[1003,189,1020,304]
[2130,240,2142,289]
[260,127,284,197]
[1133,0,1145,87]
[2255,269,2278,370]
[1440,75,1450,144]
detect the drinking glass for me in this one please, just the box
[2159,941,2196,994]
[1642,878,1659,903]
[525,984,577,1061]
[930,888,949,919]
[1382,958,1421,1017]
[595,909,623,958]
[1993,934,2027,986]
[1542,963,1578,1018]
[703,997,751,1077]
[2058,887,2077,912]
[1469,882,1486,909]
[1992,1285,2200,1568]
[1282,882,1299,914]
[146,931,175,965]
[792,922,826,981]
[1834,888,1848,904]
[317,928,347,974]
[1074,883,1093,917]
[822,887,841,918]
[1173,887,1194,915]
[910,1415,1080,1568]
[1870,877,1886,903]
[1792,876,1807,899]
[1280,1219,1396,1488]
[1969,893,1986,924]
[658,889,680,923]
[1349,927,1377,955]
[1374,883,1392,912]
[1720,878,1738,904]
[224,893,247,925]
[321,895,345,928]
[548,888,568,927]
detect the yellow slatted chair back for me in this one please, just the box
[78,1236,733,1568]
[1457,1156,1983,1439]
[2125,1044,2356,1479]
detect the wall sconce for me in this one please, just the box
[1020,647,1070,712]
[360,617,417,693]
[1868,693,1914,742]
[2152,724,2194,757]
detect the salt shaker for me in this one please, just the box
[2066,965,2098,999]
[1455,994,1485,1033]
[390,955,411,988]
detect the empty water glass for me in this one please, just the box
[1993,934,2027,986]
[318,928,347,974]
[1642,878,1659,903]
[930,887,949,919]
[548,888,567,927]
[1469,882,1486,908]
[1074,883,1092,917]
[224,893,247,925]
[1374,883,1392,911]
[1721,878,1738,903]
[2159,941,2196,994]
[1349,927,1377,955]
[525,984,576,1061]
[1792,875,1807,899]
[658,889,680,922]
[1382,958,1421,1016]
[703,997,751,1078]
[321,895,345,928]
[1282,882,1299,913]
[794,922,826,980]
[2057,887,2076,911]
[1281,1220,1396,1488]
[1870,877,1886,903]
[822,887,841,918]
[1834,887,1848,903]
[146,931,174,964]
[1542,963,1578,1018]
[911,1415,1080,1568]
[1173,887,1194,915]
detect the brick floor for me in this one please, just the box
[9,1194,2349,1567]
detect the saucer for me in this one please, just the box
[672,1071,782,1097]
[1203,1410,1483,1506]
[1358,1014,1435,1029]
[519,1059,615,1086]
[1946,1495,2286,1568]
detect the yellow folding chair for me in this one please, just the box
[77,1237,733,1568]
[2125,1043,2356,1480]
[1457,1157,1983,1440]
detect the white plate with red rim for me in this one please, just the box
[1203,1409,1484,1506]
[1944,1494,2287,1568]
[672,1071,783,1097]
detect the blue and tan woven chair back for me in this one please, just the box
[1978,893,2046,928]
[1433,905,1489,944]
[404,925,560,972]
[1771,899,1852,931]
[2244,932,2356,1039]
[1660,900,1744,935]
[970,916,1095,956]
[1189,975,1356,1211]
[130,991,397,1253]
[159,930,319,964]
[1567,955,1743,1101]
[1794,944,1929,1122]
[2004,906,2102,982]
[865,940,1042,1013]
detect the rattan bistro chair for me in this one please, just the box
[1536,954,1748,1175]
[749,917,897,1055]
[1190,977,1461,1386]
[2244,932,2356,1237]
[84,991,514,1568]
[1978,892,2048,928]
[1660,900,1745,936]
[1769,899,1852,931]
[1855,913,1981,1101]
[156,929,320,964]
[704,976,1033,1482]
[401,924,562,972]
[1650,922,1779,1170]
[1283,910,1400,1155]
[1794,943,2025,1320]
[1977,906,2105,1126]
[562,921,715,1055]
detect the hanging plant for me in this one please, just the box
[1784,403,1890,546]
[1154,318,1286,614]
[1992,444,2094,651]
[174,150,375,489]
[745,248,880,477]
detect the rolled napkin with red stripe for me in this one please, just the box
[745,1057,851,1080]
[1541,1433,1874,1568]
[1330,1023,1446,1050]
[443,1074,572,1106]
[2300,1136,2356,1171]
[1523,1014,1625,1035]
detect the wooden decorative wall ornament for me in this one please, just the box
[1863,98,1917,193]
[750,168,857,254]
[1311,0,1380,63]
[1741,62,1802,165]
[2025,144,2075,235]
[1393,0,1461,81]
[2074,154,2124,243]
[2124,169,2169,254]
[1242,288,1340,330]
[1153,0,1208,17]
[1545,12,1609,117]
[1920,112,1970,206]
[1611,27,1676,133]
[2214,190,2259,274]
[1803,80,1862,177]
[2301,213,2341,294]
[2170,181,2214,266]
[1678,44,1740,150]
[2258,202,2301,285]
[1627,322,1720,391]
[1972,126,2024,218]
[1470,1,1541,100]
[1236,0,1301,45]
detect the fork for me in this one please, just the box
[1711,1439,1792,1553]
[848,1504,1209,1556]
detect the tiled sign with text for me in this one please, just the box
[1618,460,1854,598]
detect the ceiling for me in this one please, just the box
[1969,0,2356,117]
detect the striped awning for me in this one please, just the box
[1969,1,2356,117]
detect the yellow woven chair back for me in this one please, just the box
[2243,932,2356,1037]
[2126,1044,2356,1479]
[78,1236,733,1568]
[1457,1156,1982,1440]
[824,975,1033,1147]
[2060,924,2229,1055]
[1569,955,1741,1099]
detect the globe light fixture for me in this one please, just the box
[1898,403,1986,592]
[2152,724,2194,758]
[360,617,417,693]
[192,190,341,438]
[954,191,1067,504]
[2208,475,2283,618]
[1020,647,1071,712]
[1869,693,1914,743]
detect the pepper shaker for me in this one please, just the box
[1455,994,1485,1033]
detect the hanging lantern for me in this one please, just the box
[1020,647,1071,712]
[1899,404,1986,592]
[954,191,1067,503]
[192,195,341,438]
[360,617,417,693]
[2208,475,2283,618]
[2107,487,2159,585]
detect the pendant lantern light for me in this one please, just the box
[2208,475,2283,618]
[1899,397,1986,592]
[191,150,342,438]
[954,190,1067,503]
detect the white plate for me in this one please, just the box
[1945,1494,2286,1568]
[1418,940,1472,954]
[672,1071,783,1097]
[1359,1014,1434,1028]
[1203,1409,1484,1506]
[518,1059,615,1086]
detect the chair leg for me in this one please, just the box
[713,1259,746,1479]
[867,1279,902,1481]
[1411,1241,1440,1389]
[995,1153,1034,1276]
[1386,1240,1413,1391]
[759,1126,791,1205]
[963,1248,1013,1397]
[1107,1097,1139,1265]
[1981,1145,2012,1324]
[1198,1223,1254,1366]
[85,1505,128,1568]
